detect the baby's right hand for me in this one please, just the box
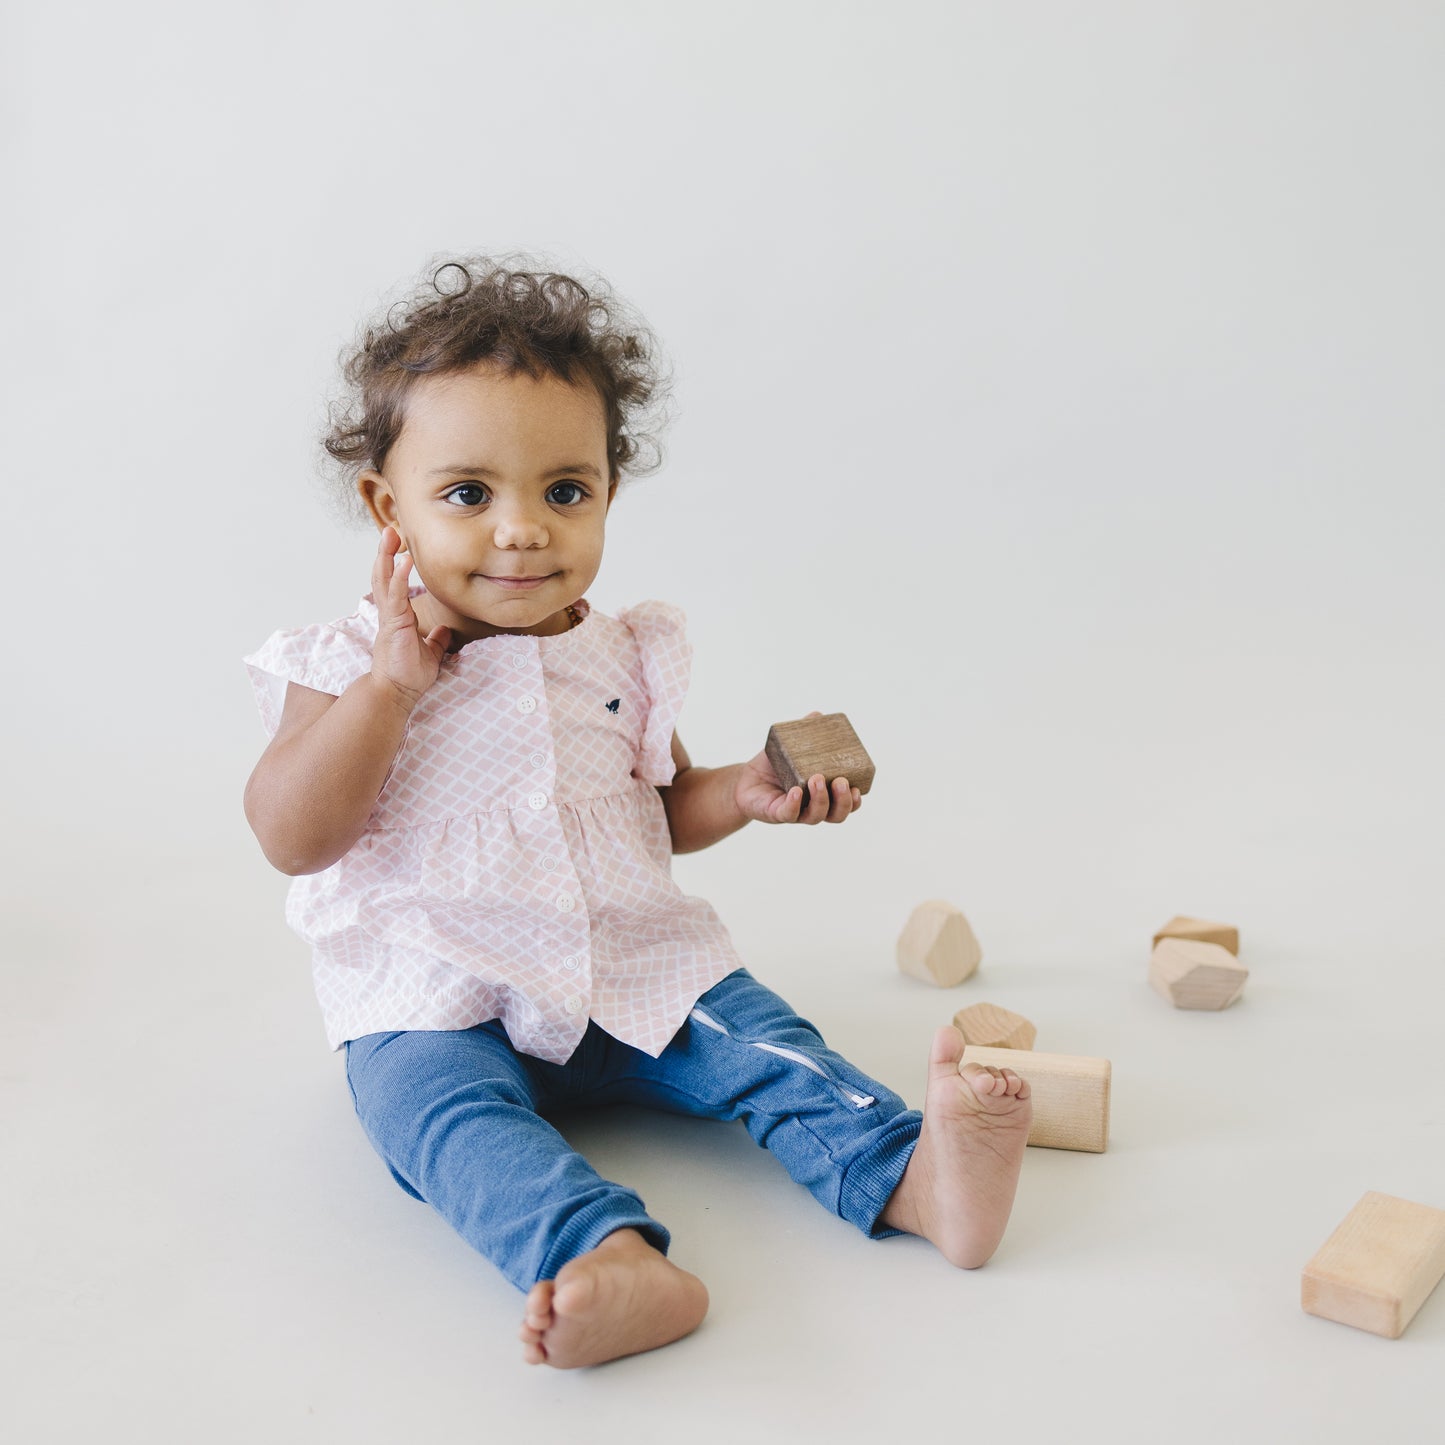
[369,526,452,709]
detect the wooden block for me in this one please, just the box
[897,900,981,987]
[1152,915,1240,955]
[1149,938,1249,1010]
[1302,1192,1445,1339]
[952,1002,1037,1051]
[765,713,875,806]
[961,1046,1110,1153]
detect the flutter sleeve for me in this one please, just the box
[616,600,693,786]
[241,619,373,740]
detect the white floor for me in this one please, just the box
[5,728,1443,1444]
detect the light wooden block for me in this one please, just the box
[961,1046,1110,1153]
[952,1002,1037,1051]
[1149,938,1249,1010]
[1302,1192,1445,1339]
[1152,914,1240,955]
[765,712,875,806]
[897,900,981,987]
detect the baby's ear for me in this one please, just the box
[357,467,401,531]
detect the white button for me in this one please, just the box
[564,995,585,1014]
[517,695,537,714]
[563,955,580,971]
[541,855,558,871]
[528,791,548,811]
[530,751,547,769]
[512,655,528,671]
[556,892,575,912]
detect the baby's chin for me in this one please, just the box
[416,575,573,635]
[460,594,582,640]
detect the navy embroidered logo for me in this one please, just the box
[606,698,620,714]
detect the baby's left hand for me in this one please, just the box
[735,741,862,826]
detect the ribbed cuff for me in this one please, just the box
[537,1194,672,1284]
[837,1109,923,1239]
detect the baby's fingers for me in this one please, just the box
[386,538,419,613]
[773,785,804,823]
[824,776,856,824]
[801,774,831,824]
[392,548,413,595]
[373,526,404,607]
[371,527,388,595]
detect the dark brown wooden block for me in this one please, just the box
[764,713,875,805]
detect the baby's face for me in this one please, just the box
[358,362,615,643]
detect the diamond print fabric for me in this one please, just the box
[243,588,744,1063]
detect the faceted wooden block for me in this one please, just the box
[1302,1192,1445,1339]
[952,1002,1036,1051]
[961,1046,1111,1153]
[1149,938,1249,1010]
[897,901,981,987]
[1152,914,1240,955]
[765,712,875,806]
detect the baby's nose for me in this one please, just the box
[491,503,549,547]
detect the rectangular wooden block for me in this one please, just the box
[961,1046,1111,1153]
[1301,1191,1445,1339]
[765,713,875,803]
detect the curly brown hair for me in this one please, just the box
[319,253,670,527]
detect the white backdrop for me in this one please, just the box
[5,3,1443,1441]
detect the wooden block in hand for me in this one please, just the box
[1149,938,1249,1010]
[962,1046,1111,1152]
[952,1002,1037,1051]
[1302,1192,1445,1339]
[1152,915,1240,955]
[897,900,981,987]
[765,713,874,806]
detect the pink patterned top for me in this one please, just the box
[242,587,744,1063]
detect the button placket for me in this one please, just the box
[513,656,588,1022]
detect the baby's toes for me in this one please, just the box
[523,1279,556,1332]
[961,1063,1003,1097]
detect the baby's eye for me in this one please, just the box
[444,483,488,507]
[548,481,587,506]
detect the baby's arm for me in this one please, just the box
[244,528,450,875]
[660,729,861,854]
[243,675,414,875]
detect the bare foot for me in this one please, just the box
[878,1025,1032,1268]
[517,1228,709,1368]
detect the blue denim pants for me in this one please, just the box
[344,967,922,1291]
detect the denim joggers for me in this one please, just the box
[343,967,923,1289]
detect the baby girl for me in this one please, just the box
[242,256,1032,1369]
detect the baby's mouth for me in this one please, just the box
[481,572,554,591]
